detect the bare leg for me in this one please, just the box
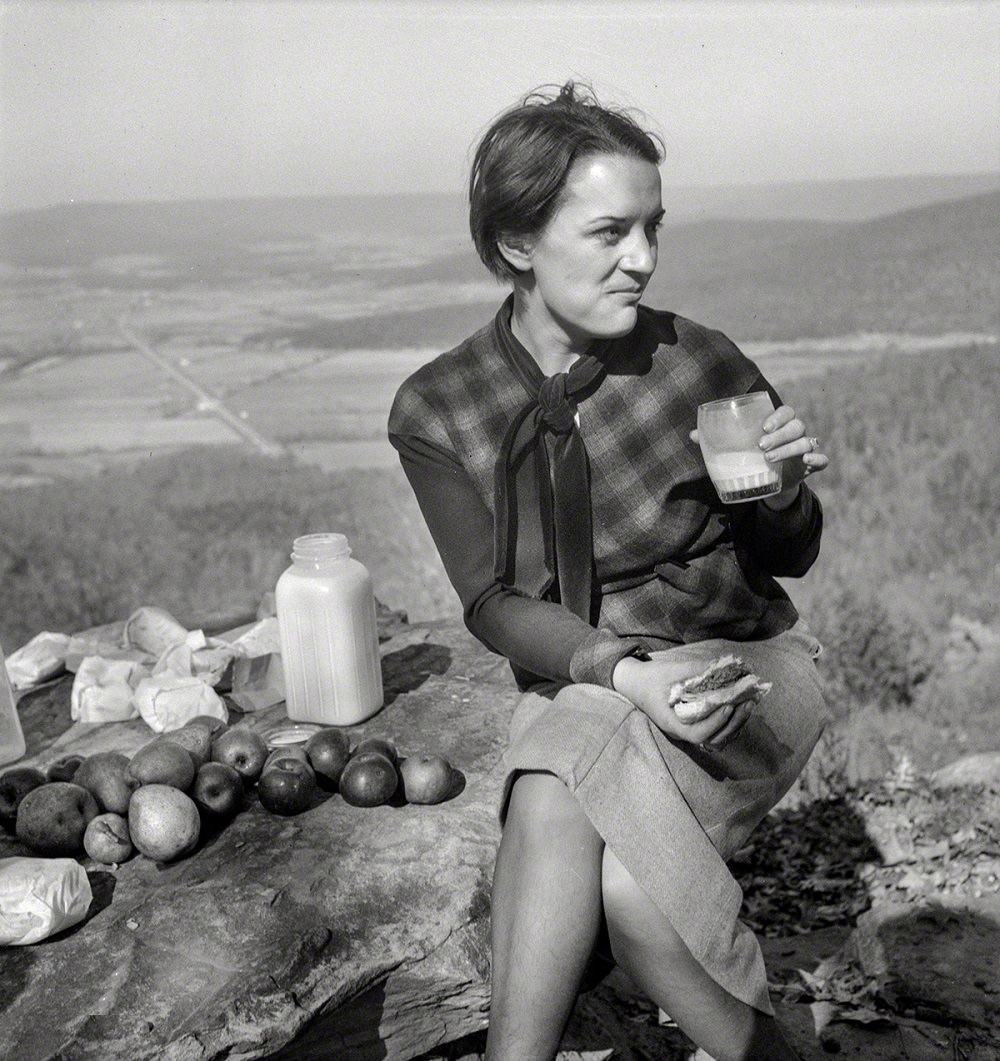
[601,847,799,1061]
[485,771,604,1061]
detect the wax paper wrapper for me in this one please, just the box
[71,657,149,723]
[0,857,93,946]
[124,606,190,657]
[219,617,285,712]
[5,632,70,690]
[65,620,148,673]
[133,674,228,733]
[153,629,236,689]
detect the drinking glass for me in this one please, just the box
[697,391,782,503]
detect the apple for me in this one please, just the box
[191,761,244,820]
[211,725,268,787]
[74,751,137,814]
[185,714,228,738]
[304,728,352,789]
[264,756,314,782]
[15,781,99,856]
[263,745,309,774]
[84,812,133,864]
[126,740,195,792]
[129,784,200,862]
[46,755,85,783]
[162,725,213,769]
[0,765,47,831]
[339,753,398,808]
[400,754,456,805]
[257,762,316,816]
[353,737,398,766]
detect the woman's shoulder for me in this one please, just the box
[402,321,494,391]
[388,317,499,437]
[625,306,761,395]
[637,304,746,361]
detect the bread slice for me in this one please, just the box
[679,654,749,694]
[671,655,772,723]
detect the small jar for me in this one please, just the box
[0,641,27,767]
[275,533,383,726]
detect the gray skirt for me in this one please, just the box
[501,623,829,1014]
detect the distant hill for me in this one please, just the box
[0,179,997,345]
[643,190,1000,341]
[659,172,1000,224]
[2,173,998,269]
[0,192,471,269]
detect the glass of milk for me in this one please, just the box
[697,392,782,504]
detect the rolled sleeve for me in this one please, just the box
[569,628,651,688]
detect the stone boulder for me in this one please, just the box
[931,751,1000,790]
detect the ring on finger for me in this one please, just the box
[806,436,820,452]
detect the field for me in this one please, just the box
[2,184,999,787]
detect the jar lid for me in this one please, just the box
[291,533,350,563]
[262,722,323,748]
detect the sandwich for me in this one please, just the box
[669,654,772,723]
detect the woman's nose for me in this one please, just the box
[620,231,657,275]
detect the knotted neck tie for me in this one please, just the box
[492,305,614,620]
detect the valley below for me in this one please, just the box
[2,276,995,488]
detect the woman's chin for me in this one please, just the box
[595,306,640,338]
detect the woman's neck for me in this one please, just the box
[509,290,585,377]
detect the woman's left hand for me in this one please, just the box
[690,403,828,509]
[757,404,828,492]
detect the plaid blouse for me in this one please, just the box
[388,299,822,694]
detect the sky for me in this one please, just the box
[1,0,998,212]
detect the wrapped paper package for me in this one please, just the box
[153,629,236,689]
[124,606,190,657]
[4,632,71,690]
[133,674,228,733]
[64,620,147,673]
[221,617,285,712]
[0,857,93,946]
[70,657,149,723]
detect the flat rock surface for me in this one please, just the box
[0,616,519,1061]
[5,614,1000,1061]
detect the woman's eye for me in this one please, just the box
[597,226,622,244]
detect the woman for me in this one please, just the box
[389,83,829,1061]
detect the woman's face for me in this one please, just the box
[506,153,664,352]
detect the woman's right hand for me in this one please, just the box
[612,655,754,749]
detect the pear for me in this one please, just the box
[74,751,137,814]
[161,725,213,769]
[129,784,200,861]
[126,740,195,792]
[16,781,99,856]
[84,812,134,864]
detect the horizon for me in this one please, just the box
[2,0,998,213]
[3,169,999,219]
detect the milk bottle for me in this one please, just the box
[0,641,27,766]
[275,533,384,726]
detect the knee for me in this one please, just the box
[504,771,597,849]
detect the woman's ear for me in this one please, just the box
[497,234,533,274]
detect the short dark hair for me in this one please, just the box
[469,82,664,282]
